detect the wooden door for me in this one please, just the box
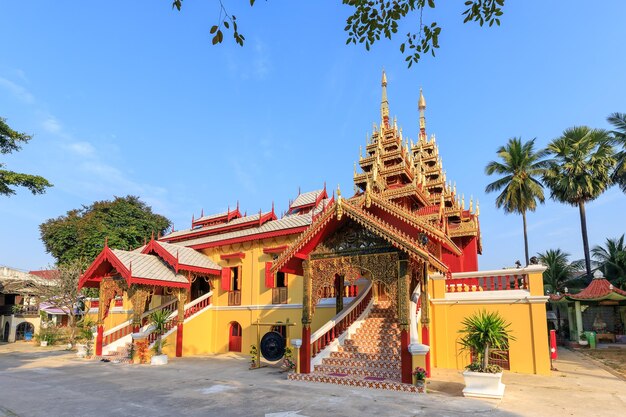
[229,322,242,352]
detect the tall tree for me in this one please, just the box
[543,127,616,279]
[537,249,582,294]
[0,117,52,196]
[172,0,506,68]
[485,137,549,265]
[592,235,626,290]
[607,112,626,192]
[40,195,171,264]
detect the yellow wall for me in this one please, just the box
[428,268,551,375]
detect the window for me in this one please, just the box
[272,272,288,304]
[228,266,241,306]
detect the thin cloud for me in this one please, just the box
[0,76,35,103]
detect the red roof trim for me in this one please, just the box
[220,252,246,260]
[165,211,278,243]
[188,226,309,251]
[263,245,289,254]
[79,246,131,289]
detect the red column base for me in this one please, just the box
[96,325,103,356]
[401,329,412,383]
[300,326,311,374]
[176,323,184,357]
[422,325,431,378]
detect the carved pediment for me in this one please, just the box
[311,220,392,257]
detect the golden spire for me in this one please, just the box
[476,199,480,216]
[381,70,390,127]
[354,161,357,176]
[418,87,426,141]
[461,194,465,210]
[469,196,474,213]
[359,145,363,160]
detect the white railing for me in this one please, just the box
[310,279,373,358]
[152,291,214,345]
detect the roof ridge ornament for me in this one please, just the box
[381,69,389,127]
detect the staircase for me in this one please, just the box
[289,301,421,393]
[93,344,132,364]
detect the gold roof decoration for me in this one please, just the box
[350,72,480,249]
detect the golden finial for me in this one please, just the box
[359,145,363,160]
[469,196,474,213]
[399,127,403,141]
[365,181,372,208]
[410,139,414,149]
[354,162,357,176]
[381,70,389,126]
[442,170,447,183]
[336,184,343,220]
[462,194,465,209]
[476,200,480,216]
[337,184,341,198]
[432,133,436,143]
[418,87,426,110]
[393,116,398,130]
[453,182,457,195]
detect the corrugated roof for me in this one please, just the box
[111,249,188,284]
[173,214,312,247]
[164,212,267,240]
[154,241,221,270]
[291,189,323,208]
[195,210,229,223]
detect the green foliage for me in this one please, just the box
[171,0,505,69]
[543,127,616,278]
[0,117,52,196]
[592,235,626,289]
[543,127,615,206]
[485,137,549,264]
[458,310,514,372]
[608,112,626,193]
[39,195,171,264]
[150,309,171,355]
[538,249,583,294]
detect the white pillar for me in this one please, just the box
[575,301,584,341]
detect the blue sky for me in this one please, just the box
[1,1,625,271]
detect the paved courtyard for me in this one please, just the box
[0,343,624,417]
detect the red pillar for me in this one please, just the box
[176,323,184,357]
[96,324,103,356]
[400,328,412,383]
[422,325,431,377]
[300,325,311,374]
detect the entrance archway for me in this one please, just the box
[228,322,242,352]
[15,322,34,341]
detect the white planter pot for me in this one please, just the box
[462,370,505,399]
[76,344,87,358]
[579,340,588,346]
[40,341,48,347]
[151,354,168,366]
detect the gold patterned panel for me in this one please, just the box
[127,285,153,326]
[98,277,127,324]
[309,252,399,315]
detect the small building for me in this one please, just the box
[549,270,626,344]
[0,266,43,342]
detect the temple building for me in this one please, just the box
[79,73,550,391]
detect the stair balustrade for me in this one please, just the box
[102,298,178,346]
[310,281,372,358]
[445,273,528,293]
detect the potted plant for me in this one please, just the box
[75,318,95,358]
[578,332,588,346]
[458,310,515,399]
[412,366,427,391]
[150,309,170,365]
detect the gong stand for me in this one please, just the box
[250,318,296,370]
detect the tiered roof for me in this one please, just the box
[353,71,481,248]
[550,270,626,302]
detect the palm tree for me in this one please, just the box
[592,235,626,289]
[537,249,583,294]
[543,127,616,279]
[607,112,626,192]
[485,138,550,265]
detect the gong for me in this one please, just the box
[260,331,285,361]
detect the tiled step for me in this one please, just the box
[322,357,401,369]
[314,364,401,380]
[330,351,401,361]
[288,373,423,393]
[338,345,401,355]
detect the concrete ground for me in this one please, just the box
[1,343,625,417]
